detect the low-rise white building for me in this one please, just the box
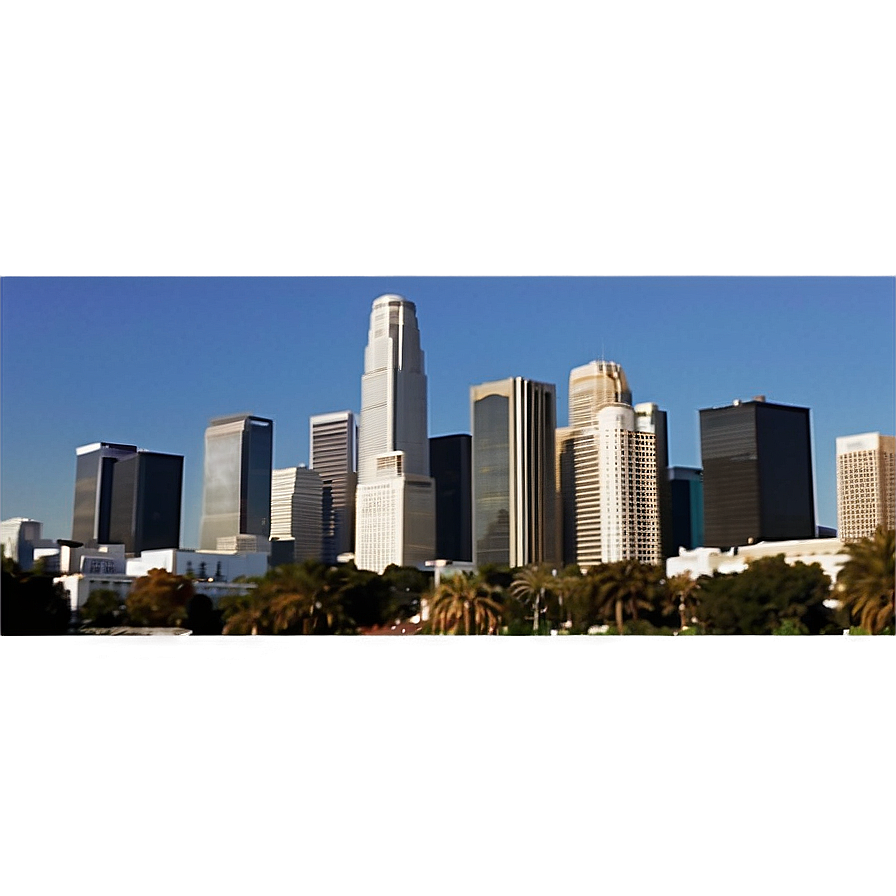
[666,537,850,585]
[126,548,268,581]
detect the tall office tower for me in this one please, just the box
[270,466,323,563]
[556,426,577,565]
[635,402,673,558]
[699,398,815,548]
[108,450,183,554]
[71,442,138,545]
[429,434,472,561]
[836,432,895,541]
[568,360,631,428]
[559,362,662,568]
[592,404,660,565]
[310,411,358,563]
[471,377,559,569]
[668,466,704,552]
[199,414,274,551]
[354,295,435,573]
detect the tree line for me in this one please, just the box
[3,527,893,635]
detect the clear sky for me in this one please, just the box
[0,0,896,546]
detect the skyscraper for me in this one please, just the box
[108,450,183,553]
[310,411,357,563]
[429,434,472,562]
[699,398,815,547]
[199,414,273,551]
[559,362,662,568]
[270,466,323,563]
[72,442,138,545]
[668,466,704,552]
[471,377,558,568]
[354,295,435,573]
[836,432,895,541]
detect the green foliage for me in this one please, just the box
[837,527,895,635]
[82,589,125,627]
[126,568,194,627]
[430,572,503,635]
[772,618,809,636]
[696,555,834,635]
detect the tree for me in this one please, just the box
[126,568,194,627]
[837,527,895,635]
[592,560,662,635]
[429,572,504,635]
[259,562,356,635]
[696,555,834,635]
[509,565,557,634]
[82,589,125,627]
[220,590,272,635]
[185,593,223,635]
[1,564,71,635]
[663,573,700,631]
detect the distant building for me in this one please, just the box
[355,296,435,573]
[310,411,357,563]
[699,398,815,547]
[836,432,895,540]
[668,466,704,552]
[199,414,273,551]
[270,466,323,563]
[558,361,662,568]
[71,442,138,545]
[429,434,472,562]
[70,442,182,553]
[471,377,558,568]
[1,518,56,570]
[108,450,183,554]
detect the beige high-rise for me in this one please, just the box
[836,433,895,541]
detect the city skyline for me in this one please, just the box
[0,0,896,546]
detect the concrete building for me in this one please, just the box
[310,411,357,563]
[1,518,57,570]
[699,398,815,547]
[199,414,273,551]
[355,295,435,573]
[836,432,895,541]
[667,537,849,586]
[270,466,323,563]
[126,548,268,582]
[471,377,558,568]
[558,361,662,568]
[429,434,472,562]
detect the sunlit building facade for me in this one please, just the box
[310,411,357,563]
[199,414,273,551]
[355,295,435,573]
[471,377,558,569]
[270,466,323,563]
[836,432,895,541]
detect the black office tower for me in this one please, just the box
[699,399,815,547]
[429,434,472,561]
[72,442,138,545]
[108,451,183,553]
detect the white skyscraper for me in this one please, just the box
[560,361,661,568]
[270,466,323,563]
[354,295,435,573]
[836,432,896,541]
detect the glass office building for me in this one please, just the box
[71,442,138,545]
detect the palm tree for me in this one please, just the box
[663,573,700,631]
[593,559,660,634]
[509,564,557,634]
[837,526,895,635]
[429,573,503,635]
[259,563,355,635]
[221,590,271,635]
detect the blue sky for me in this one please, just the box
[0,0,896,545]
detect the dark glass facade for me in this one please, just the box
[199,415,273,550]
[473,394,510,566]
[71,443,137,545]
[668,466,704,552]
[700,401,815,548]
[108,452,183,553]
[429,434,472,561]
